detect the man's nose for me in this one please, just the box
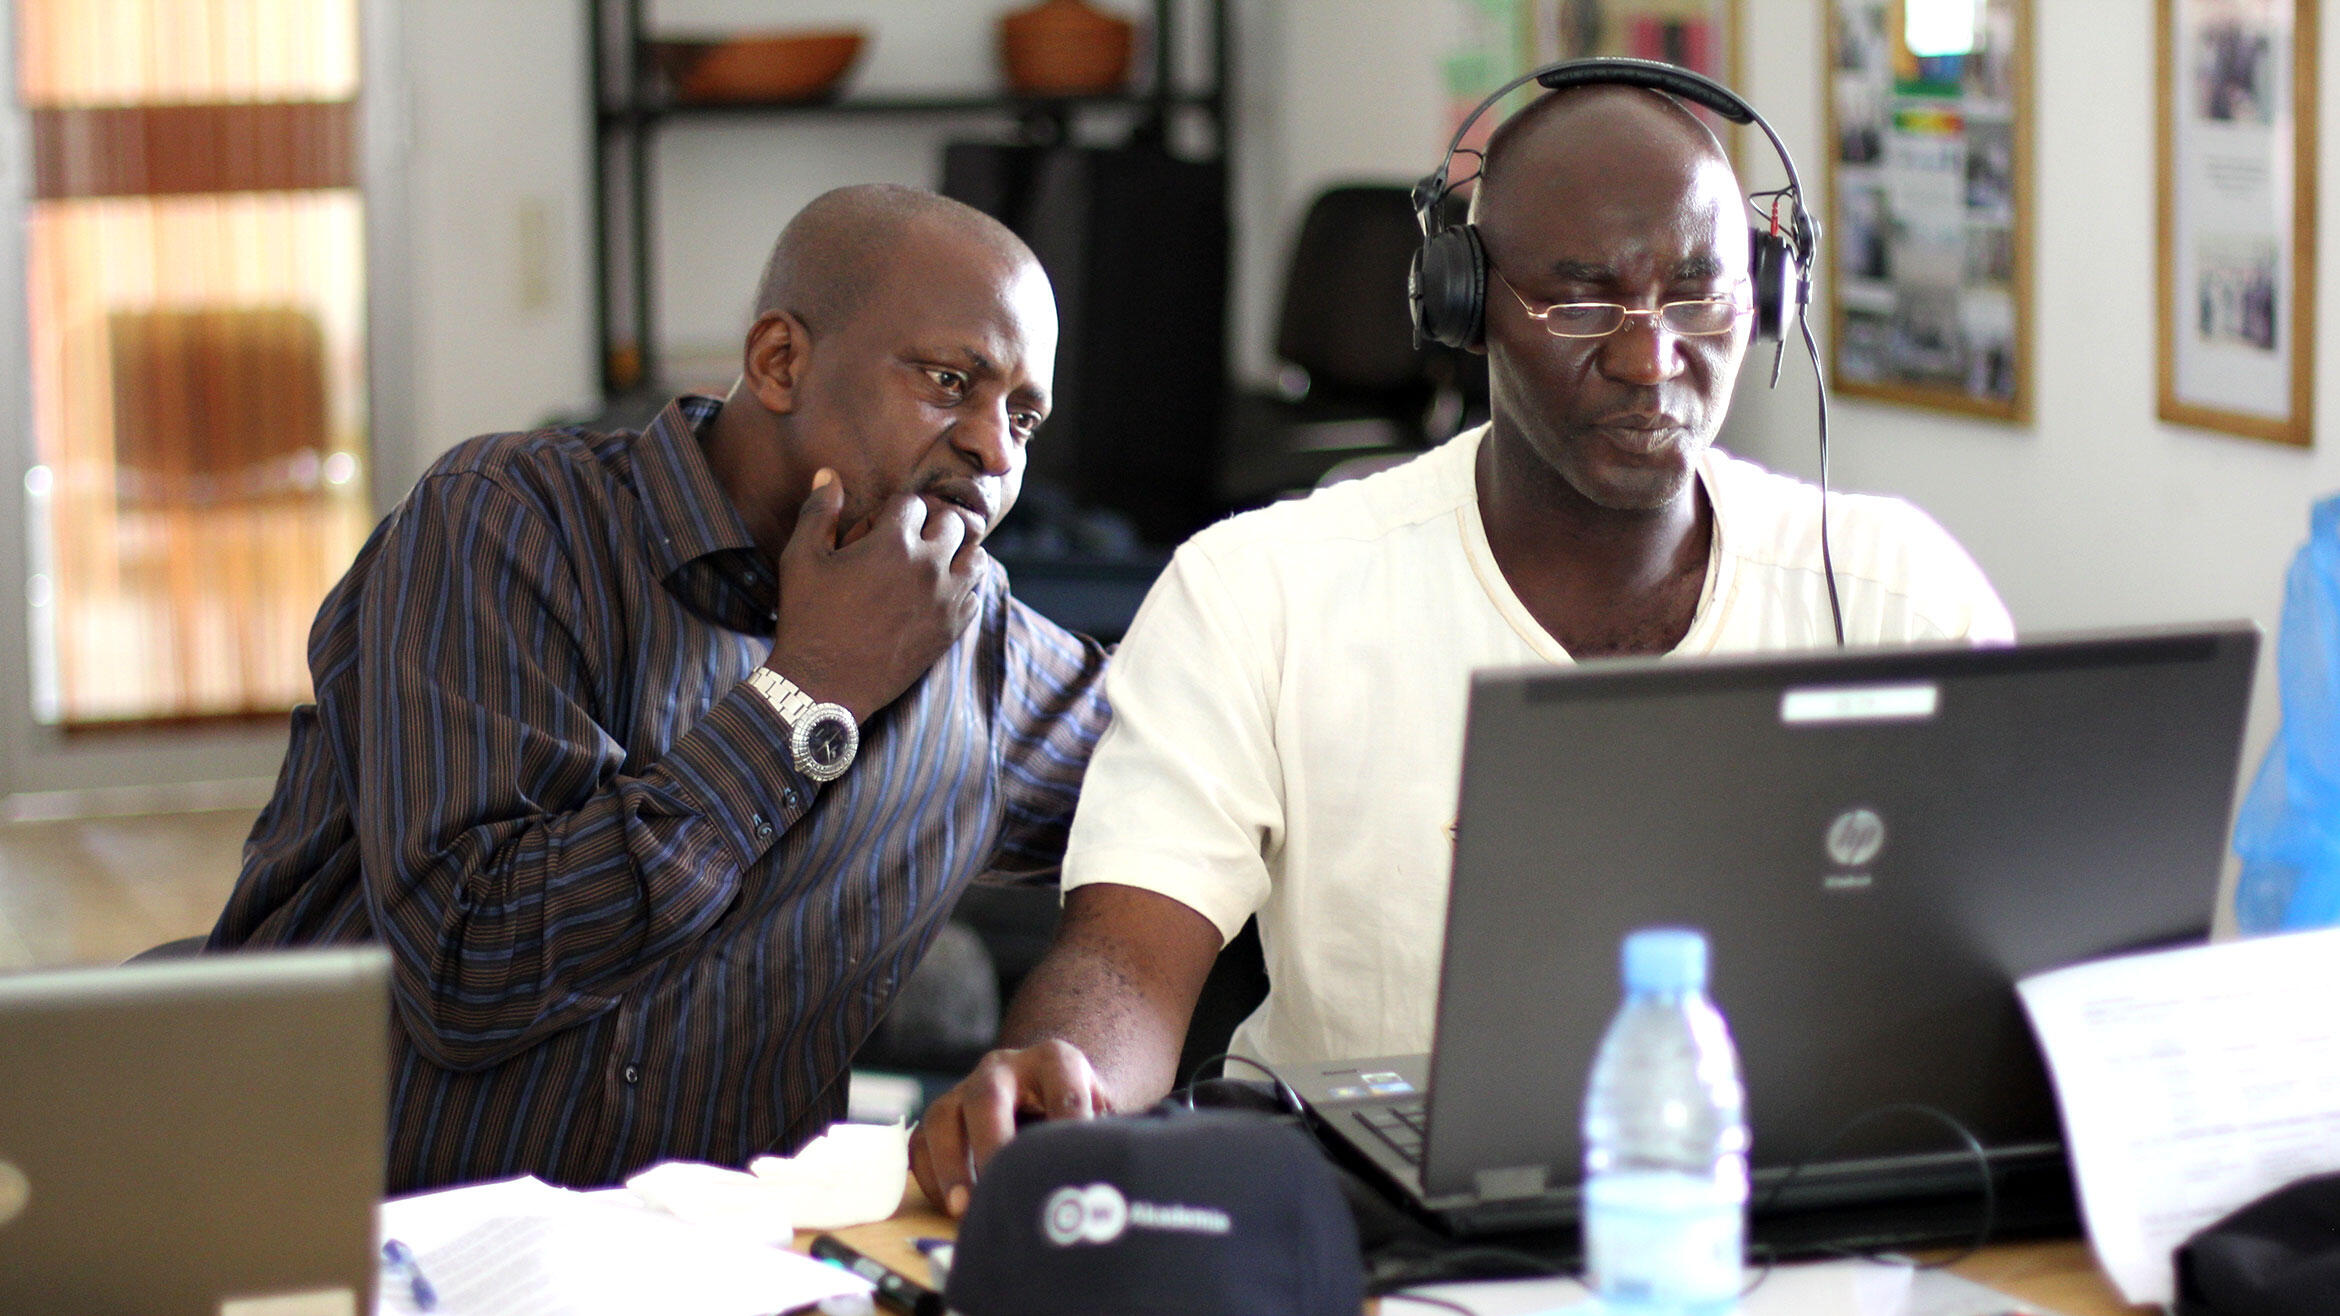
[1596,313,1687,386]
[953,402,1018,478]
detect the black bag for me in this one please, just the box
[2176,1170,2340,1315]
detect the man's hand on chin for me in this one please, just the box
[909,1039,1113,1218]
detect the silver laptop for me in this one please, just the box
[1293,624,2258,1244]
[0,948,389,1314]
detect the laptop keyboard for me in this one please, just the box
[1352,1097,1429,1167]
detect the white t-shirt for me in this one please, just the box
[1061,426,2013,1067]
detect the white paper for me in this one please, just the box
[2017,925,2340,1305]
[379,1175,585,1253]
[626,1161,795,1247]
[749,1121,909,1229]
[375,1177,870,1316]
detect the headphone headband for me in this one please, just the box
[1415,57,1811,258]
[1408,56,1820,366]
[1535,57,1757,123]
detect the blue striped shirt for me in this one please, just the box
[210,396,1111,1192]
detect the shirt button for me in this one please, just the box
[622,1063,642,1086]
[752,812,773,840]
[782,790,801,810]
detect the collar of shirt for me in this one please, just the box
[628,395,780,633]
[632,395,758,579]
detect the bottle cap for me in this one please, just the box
[1622,927,1707,993]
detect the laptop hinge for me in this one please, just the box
[1472,1165,1549,1201]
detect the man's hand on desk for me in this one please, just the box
[910,885,1223,1217]
[909,1040,1113,1217]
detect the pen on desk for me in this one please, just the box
[380,1238,439,1312]
[810,1232,946,1316]
[909,1236,954,1288]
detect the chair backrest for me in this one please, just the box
[1274,185,1438,399]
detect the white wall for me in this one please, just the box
[397,0,600,473]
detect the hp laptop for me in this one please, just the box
[0,948,389,1315]
[1292,625,2257,1246]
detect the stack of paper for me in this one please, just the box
[375,1175,872,1316]
[2017,925,2340,1306]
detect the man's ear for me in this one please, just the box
[742,310,810,413]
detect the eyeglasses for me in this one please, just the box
[1494,269,1750,339]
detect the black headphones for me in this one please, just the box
[1408,57,1819,375]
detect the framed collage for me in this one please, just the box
[1825,0,2032,420]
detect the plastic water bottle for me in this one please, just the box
[1580,927,1749,1314]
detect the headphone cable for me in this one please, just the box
[1800,298,1847,647]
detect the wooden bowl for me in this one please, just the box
[998,0,1135,97]
[650,29,867,104]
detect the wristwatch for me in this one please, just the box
[746,667,859,782]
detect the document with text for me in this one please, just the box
[2016,925,2340,1305]
[376,1176,871,1316]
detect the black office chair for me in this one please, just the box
[1218,184,1487,509]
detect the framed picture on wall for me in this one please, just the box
[2157,0,2317,446]
[1824,0,2031,421]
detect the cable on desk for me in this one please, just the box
[1172,1050,1306,1116]
[1738,1101,1999,1301]
[1169,1062,1998,1307]
[1369,1243,1568,1308]
[1373,1101,1999,1308]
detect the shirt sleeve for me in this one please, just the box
[353,470,812,1072]
[981,596,1112,886]
[1896,505,2016,644]
[1059,542,1282,944]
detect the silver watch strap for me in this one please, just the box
[746,667,818,726]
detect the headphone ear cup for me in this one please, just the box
[1749,226,1794,343]
[1411,223,1488,350]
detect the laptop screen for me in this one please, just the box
[1421,626,2256,1215]
[0,948,389,1314]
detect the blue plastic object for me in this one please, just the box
[1621,927,1708,995]
[2234,495,2340,933]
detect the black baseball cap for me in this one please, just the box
[943,1109,1364,1316]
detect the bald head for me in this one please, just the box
[754,184,1035,335]
[1474,84,1733,222]
[1468,84,1750,298]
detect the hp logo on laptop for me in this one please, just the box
[1824,807,1886,881]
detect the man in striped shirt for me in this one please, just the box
[209,184,1111,1193]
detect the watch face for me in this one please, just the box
[803,714,855,771]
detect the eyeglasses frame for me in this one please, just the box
[1491,267,1753,340]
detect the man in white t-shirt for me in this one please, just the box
[910,83,2011,1215]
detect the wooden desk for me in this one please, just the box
[802,1186,2155,1315]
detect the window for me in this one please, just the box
[17,0,368,724]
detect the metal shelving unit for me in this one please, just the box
[588,0,1230,400]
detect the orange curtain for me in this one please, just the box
[18,0,370,724]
